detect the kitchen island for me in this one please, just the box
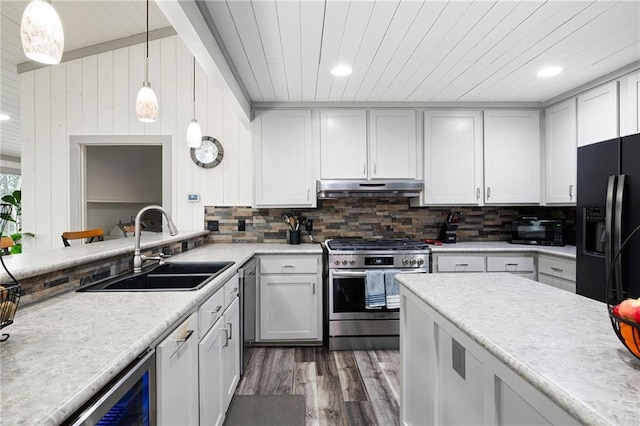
[0,242,322,426]
[397,273,640,425]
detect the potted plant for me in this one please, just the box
[0,190,32,254]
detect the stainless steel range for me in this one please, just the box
[325,238,430,350]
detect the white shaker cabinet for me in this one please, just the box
[422,110,483,205]
[258,255,322,342]
[484,110,541,204]
[577,81,619,147]
[545,99,577,204]
[254,109,316,207]
[320,110,368,179]
[621,71,640,136]
[156,313,199,426]
[222,297,240,411]
[199,317,225,426]
[368,109,417,179]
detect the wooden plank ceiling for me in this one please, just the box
[202,0,640,103]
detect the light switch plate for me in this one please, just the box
[187,193,200,202]
[452,338,466,379]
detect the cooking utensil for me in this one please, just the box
[290,216,298,230]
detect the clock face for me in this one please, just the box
[191,137,223,168]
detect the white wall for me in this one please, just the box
[20,35,253,251]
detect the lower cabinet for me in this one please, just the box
[222,298,240,410]
[157,272,241,426]
[257,255,322,343]
[156,313,199,425]
[400,289,579,425]
[199,318,225,426]
[538,254,576,293]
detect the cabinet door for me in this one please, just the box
[621,71,640,136]
[577,81,619,147]
[369,110,417,179]
[260,275,319,340]
[254,110,315,207]
[222,298,240,411]
[423,111,483,205]
[320,110,367,179]
[156,313,199,426]
[199,319,225,426]
[545,99,577,204]
[484,110,541,204]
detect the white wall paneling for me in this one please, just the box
[21,35,251,251]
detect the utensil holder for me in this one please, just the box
[439,223,458,243]
[289,229,301,245]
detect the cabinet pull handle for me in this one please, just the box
[506,263,519,266]
[227,322,233,340]
[210,305,222,315]
[476,187,480,200]
[177,329,194,344]
[373,162,377,174]
[487,187,491,199]
[313,283,315,295]
[569,184,574,199]
[455,263,468,267]
[362,162,366,175]
[223,327,229,347]
[551,267,563,272]
[307,189,310,201]
[283,265,295,272]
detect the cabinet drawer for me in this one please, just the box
[437,256,485,272]
[224,273,240,309]
[538,256,576,281]
[198,288,224,339]
[486,256,534,272]
[260,256,318,275]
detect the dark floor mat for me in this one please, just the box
[224,395,306,426]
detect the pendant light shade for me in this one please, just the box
[20,0,64,65]
[186,57,202,148]
[186,120,202,147]
[136,82,158,123]
[137,0,158,123]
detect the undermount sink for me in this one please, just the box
[78,261,235,292]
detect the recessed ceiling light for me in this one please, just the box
[0,114,10,121]
[537,66,563,78]
[331,65,352,77]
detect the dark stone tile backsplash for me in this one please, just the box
[205,199,576,244]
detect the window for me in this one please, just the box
[0,173,21,236]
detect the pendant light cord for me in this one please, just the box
[193,57,196,117]
[144,0,149,82]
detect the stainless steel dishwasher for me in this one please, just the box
[238,258,256,375]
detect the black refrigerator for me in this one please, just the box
[577,132,640,303]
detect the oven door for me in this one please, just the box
[329,269,428,320]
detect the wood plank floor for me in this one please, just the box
[235,347,400,426]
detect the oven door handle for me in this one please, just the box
[331,270,367,277]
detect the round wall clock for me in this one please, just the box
[191,136,223,168]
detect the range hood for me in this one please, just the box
[316,180,423,198]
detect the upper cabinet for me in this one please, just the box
[254,110,316,207]
[484,110,541,204]
[368,110,417,179]
[422,110,483,205]
[320,109,418,180]
[545,99,577,205]
[621,71,640,137]
[577,81,619,147]
[320,110,368,179]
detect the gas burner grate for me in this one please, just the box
[326,238,429,251]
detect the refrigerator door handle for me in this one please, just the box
[605,175,616,298]
[614,174,626,301]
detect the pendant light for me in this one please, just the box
[136,0,158,123]
[186,57,203,148]
[20,0,64,65]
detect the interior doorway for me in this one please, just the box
[70,135,172,239]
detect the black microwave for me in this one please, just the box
[511,218,565,246]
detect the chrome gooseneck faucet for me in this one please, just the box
[132,205,179,273]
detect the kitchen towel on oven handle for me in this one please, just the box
[384,271,401,309]
[365,270,386,309]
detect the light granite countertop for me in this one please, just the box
[0,230,210,282]
[429,241,576,259]
[0,242,323,426]
[397,273,640,425]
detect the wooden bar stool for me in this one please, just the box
[61,228,104,247]
[0,236,13,255]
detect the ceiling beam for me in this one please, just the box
[155,0,251,124]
